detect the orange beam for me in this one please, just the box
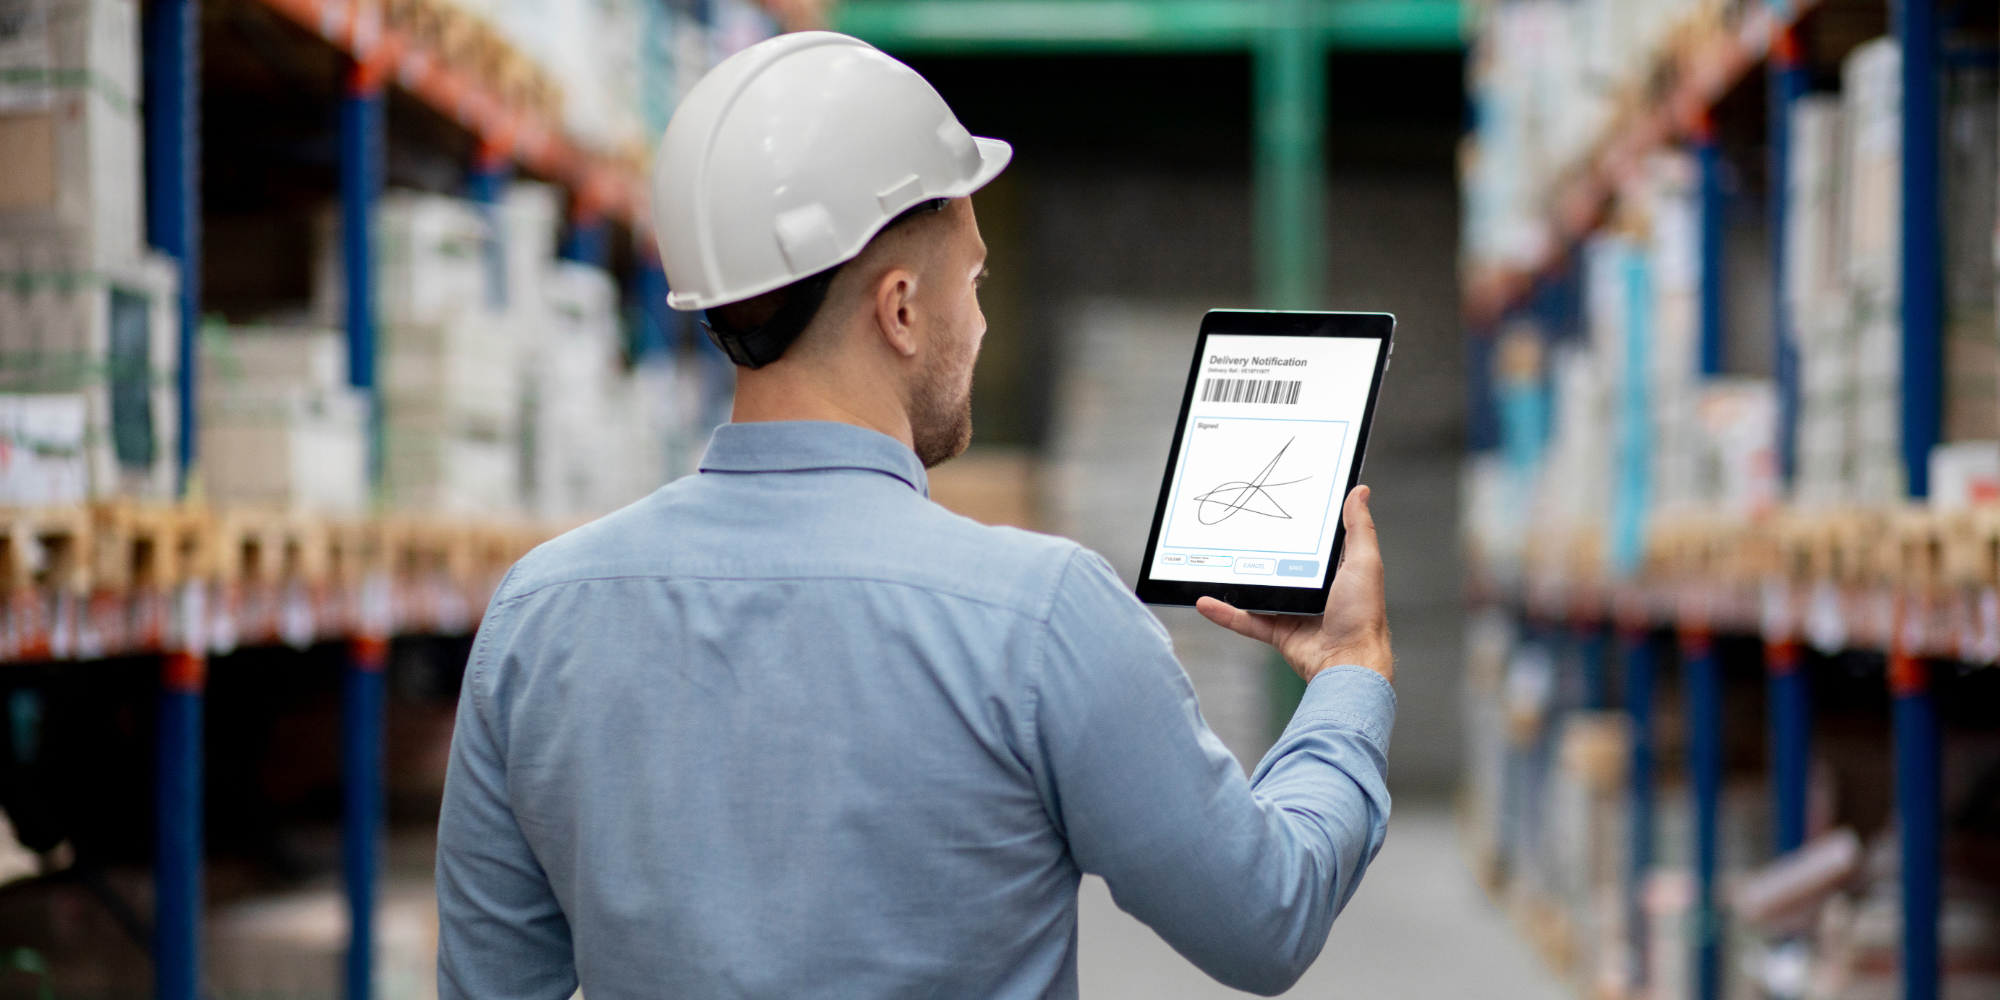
[1462,4,1807,330]
[250,0,649,235]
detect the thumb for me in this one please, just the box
[1341,486,1380,571]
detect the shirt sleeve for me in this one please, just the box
[1025,549,1395,996]
[435,598,578,1000]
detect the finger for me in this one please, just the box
[1196,596,1276,645]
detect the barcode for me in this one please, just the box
[1201,378,1302,404]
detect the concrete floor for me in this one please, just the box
[1076,803,1572,1000]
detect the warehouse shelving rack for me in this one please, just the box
[120,0,729,994]
[1464,0,1979,998]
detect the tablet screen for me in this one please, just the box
[1143,331,1385,592]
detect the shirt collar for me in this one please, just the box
[698,421,929,497]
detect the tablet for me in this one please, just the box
[1134,310,1394,616]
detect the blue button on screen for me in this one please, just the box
[1276,559,1318,578]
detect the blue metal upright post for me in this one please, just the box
[563,209,610,270]
[1892,652,1941,1000]
[143,0,199,490]
[1893,0,1945,978]
[467,144,512,311]
[1577,623,1609,711]
[636,257,675,360]
[340,59,388,1000]
[1898,0,1942,497]
[1685,629,1724,1000]
[1770,28,1809,485]
[143,0,204,993]
[1768,639,1811,853]
[1623,626,1656,991]
[1689,123,1727,1000]
[344,637,388,1000]
[1697,128,1726,377]
[342,64,386,485]
[154,650,204,1000]
[1766,26,1815,860]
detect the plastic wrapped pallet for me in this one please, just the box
[1696,379,1780,519]
[1531,343,1613,572]
[371,193,522,515]
[1644,153,1704,516]
[381,311,520,515]
[199,325,368,512]
[1943,62,1998,442]
[499,182,559,329]
[375,193,495,328]
[0,393,85,504]
[1929,441,2000,510]
[1786,94,1853,508]
[527,261,640,518]
[0,0,145,271]
[1843,38,1905,501]
[0,245,178,501]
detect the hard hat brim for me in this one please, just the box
[963,137,1013,197]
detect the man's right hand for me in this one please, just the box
[1195,485,1393,684]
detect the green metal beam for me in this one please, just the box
[838,0,1464,316]
[833,0,1464,53]
[1254,0,1325,308]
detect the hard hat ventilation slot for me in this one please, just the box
[877,175,925,215]
[775,203,841,273]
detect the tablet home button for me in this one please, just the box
[1222,590,1238,604]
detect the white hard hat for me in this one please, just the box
[651,31,1012,313]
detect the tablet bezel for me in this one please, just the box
[1133,309,1395,616]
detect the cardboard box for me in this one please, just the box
[200,325,368,512]
[383,430,518,514]
[0,0,145,270]
[374,193,495,329]
[0,393,86,504]
[0,245,178,499]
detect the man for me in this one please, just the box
[437,31,1396,1000]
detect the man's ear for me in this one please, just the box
[872,267,922,359]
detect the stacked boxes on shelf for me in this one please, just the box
[1840,38,1905,503]
[1461,0,1731,281]
[529,261,661,519]
[0,0,178,504]
[1498,156,1781,593]
[1787,40,1998,507]
[1473,28,2000,590]
[199,325,369,512]
[376,192,523,515]
[1787,92,1854,509]
[1943,60,1999,445]
[317,183,675,519]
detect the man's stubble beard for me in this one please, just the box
[911,328,976,469]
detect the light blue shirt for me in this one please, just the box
[436,420,1396,1000]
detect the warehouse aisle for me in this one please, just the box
[1077,803,1571,1000]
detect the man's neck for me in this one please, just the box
[730,362,915,451]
